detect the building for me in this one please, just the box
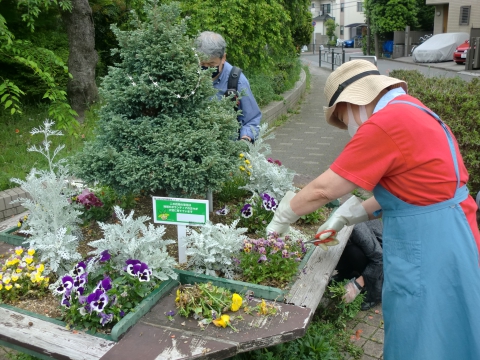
[310,0,366,45]
[426,0,479,34]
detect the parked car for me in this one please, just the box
[453,40,470,64]
[343,38,355,48]
[412,32,469,63]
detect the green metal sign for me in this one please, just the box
[152,197,209,226]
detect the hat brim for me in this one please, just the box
[324,75,407,130]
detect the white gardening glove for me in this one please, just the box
[316,196,368,240]
[343,278,363,303]
[266,191,300,236]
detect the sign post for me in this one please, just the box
[152,197,209,264]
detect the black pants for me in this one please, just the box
[335,219,384,303]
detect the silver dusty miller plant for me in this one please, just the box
[185,219,248,279]
[88,206,177,281]
[10,120,83,275]
[240,123,297,200]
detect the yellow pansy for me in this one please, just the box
[24,256,33,264]
[231,294,243,312]
[11,275,19,282]
[259,299,268,315]
[35,273,44,282]
[17,222,22,227]
[244,159,250,164]
[15,268,22,273]
[14,283,21,288]
[175,289,181,302]
[3,277,11,284]
[5,284,12,290]
[212,314,230,328]
[37,264,45,272]
[28,266,36,271]
[0,273,2,280]
[27,249,35,256]
[15,247,23,255]
[0,283,2,290]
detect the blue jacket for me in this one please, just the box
[213,61,262,140]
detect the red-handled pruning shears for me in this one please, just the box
[307,230,340,249]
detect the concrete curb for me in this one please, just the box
[0,69,308,223]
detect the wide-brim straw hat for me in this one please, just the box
[324,60,407,130]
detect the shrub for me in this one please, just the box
[389,70,480,194]
[72,1,243,197]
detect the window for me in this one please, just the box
[341,3,344,12]
[459,6,470,25]
[322,4,331,13]
[340,26,344,35]
[311,3,315,8]
[357,2,364,12]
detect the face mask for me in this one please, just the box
[347,104,369,137]
[201,65,220,78]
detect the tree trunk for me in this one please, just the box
[62,0,98,123]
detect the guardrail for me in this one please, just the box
[319,47,345,70]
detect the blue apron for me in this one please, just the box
[373,100,480,360]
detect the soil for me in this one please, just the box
[1,193,328,324]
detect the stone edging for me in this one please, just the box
[0,69,308,223]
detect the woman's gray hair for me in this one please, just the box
[195,31,226,59]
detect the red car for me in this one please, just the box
[453,40,470,64]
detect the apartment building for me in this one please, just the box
[310,0,366,44]
[426,0,479,34]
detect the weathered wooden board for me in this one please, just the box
[0,307,115,360]
[285,225,353,309]
[100,289,312,360]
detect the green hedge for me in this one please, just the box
[390,70,480,195]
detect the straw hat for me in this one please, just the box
[324,60,407,129]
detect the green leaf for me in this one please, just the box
[4,100,12,109]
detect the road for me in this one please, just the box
[301,48,480,81]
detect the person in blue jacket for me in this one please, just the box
[195,31,261,143]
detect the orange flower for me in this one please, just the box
[15,129,19,133]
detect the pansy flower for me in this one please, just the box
[231,294,243,312]
[274,160,282,166]
[73,261,86,276]
[137,263,152,282]
[99,250,111,262]
[240,204,253,218]
[73,273,88,295]
[99,312,114,326]
[282,249,289,258]
[94,276,113,292]
[56,275,74,294]
[212,314,230,328]
[124,259,142,275]
[61,290,72,308]
[14,247,23,256]
[215,206,229,216]
[87,289,109,313]
[258,254,268,263]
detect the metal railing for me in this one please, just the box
[319,47,346,70]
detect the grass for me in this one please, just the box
[0,103,100,191]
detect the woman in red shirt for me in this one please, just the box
[267,60,480,360]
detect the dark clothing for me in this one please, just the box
[335,219,383,303]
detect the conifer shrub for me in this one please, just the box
[73,1,243,196]
[389,70,480,195]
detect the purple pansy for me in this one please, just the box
[73,261,86,276]
[99,312,114,326]
[124,259,142,275]
[240,204,253,218]
[87,289,109,313]
[57,275,74,294]
[94,276,113,292]
[215,206,229,216]
[258,247,266,254]
[73,273,88,295]
[258,254,268,263]
[99,250,111,262]
[119,310,125,318]
[137,263,152,282]
[274,159,282,166]
[76,189,104,210]
[282,249,289,258]
[166,310,176,317]
[61,290,72,308]
[261,193,278,211]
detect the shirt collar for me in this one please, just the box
[373,87,406,114]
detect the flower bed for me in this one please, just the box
[0,226,29,247]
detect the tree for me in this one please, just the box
[180,0,295,72]
[368,0,417,34]
[73,1,244,196]
[61,0,99,123]
[325,19,338,45]
[279,0,312,50]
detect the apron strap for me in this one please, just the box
[390,100,460,190]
